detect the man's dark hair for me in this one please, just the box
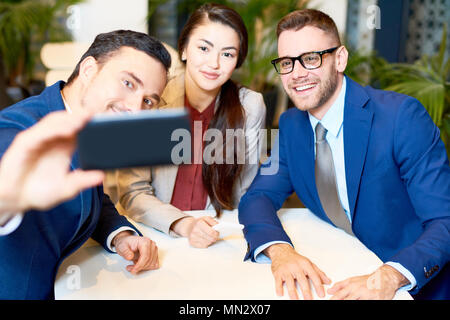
[277,9,341,45]
[66,30,171,85]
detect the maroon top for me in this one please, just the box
[170,97,215,210]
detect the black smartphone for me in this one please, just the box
[77,108,190,170]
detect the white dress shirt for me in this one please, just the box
[0,213,23,235]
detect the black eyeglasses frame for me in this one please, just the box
[271,46,340,75]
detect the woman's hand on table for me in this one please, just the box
[171,216,219,248]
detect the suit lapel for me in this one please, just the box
[343,77,373,221]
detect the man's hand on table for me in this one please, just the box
[112,231,159,274]
[327,264,410,300]
[264,243,331,300]
[265,243,408,300]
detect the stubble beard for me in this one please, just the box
[289,66,339,113]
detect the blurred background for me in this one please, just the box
[0,0,448,158]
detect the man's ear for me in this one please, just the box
[335,46,348,73]
[78,56,99,84]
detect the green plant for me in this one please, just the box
[375,25,450,155]
[344,44,387,87]
[148,0,170,20]
[0,0,82,87]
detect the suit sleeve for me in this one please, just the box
[112,167,187,235]
[90,191,142,253]
[238,115,295,261]
[389,97,450,294]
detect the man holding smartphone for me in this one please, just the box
[0,30,170,299]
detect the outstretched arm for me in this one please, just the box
[0,111,104,219]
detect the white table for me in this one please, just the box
[54,208,412,300]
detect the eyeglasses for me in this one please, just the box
[271,46,339,75]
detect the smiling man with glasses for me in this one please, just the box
[238,9,450,300]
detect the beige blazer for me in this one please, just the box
[104,73,266,235]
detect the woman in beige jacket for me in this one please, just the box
[105,3,266,248]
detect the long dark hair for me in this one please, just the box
[178,3,248,215]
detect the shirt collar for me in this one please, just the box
[308,76,347,138]
[60,89,72,114]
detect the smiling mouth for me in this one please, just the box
[201,71,220,80]
[294,83,318,92]
[107,104,128,113]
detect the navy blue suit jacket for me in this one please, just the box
[239,76,450,300]
[0,81,141,299]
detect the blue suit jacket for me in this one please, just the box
[0,81,141,299]
[239,76,450,300]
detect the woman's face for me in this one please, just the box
[182,20,240,94]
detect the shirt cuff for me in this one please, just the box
[254,241,292,264]
[106,226,138,252]
[385,261,417,291]
[0,213,23,236]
